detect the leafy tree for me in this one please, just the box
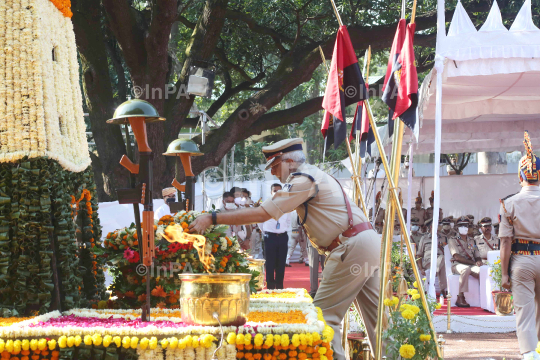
[71,0,531,200]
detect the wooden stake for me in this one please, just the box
[411,0,418,23]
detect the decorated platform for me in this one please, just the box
[0,289,334,360]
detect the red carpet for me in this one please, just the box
[283,262,312,290]
[280,263,495,316]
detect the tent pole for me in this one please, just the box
[365,100,442,360]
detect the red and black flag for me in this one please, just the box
[381,19,419,139]
[321,111,340,154]
[322,26,368,150]
[349,92,375,157]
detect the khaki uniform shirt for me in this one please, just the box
[410,232,423,248]
[394,208,407,226]
[438,229,457,247]
[411,208,426,226]
[499,185,540,242]
[448,234,480,263]
[474,233,499,260]
[417,233,444,269]
[261,163,369,250]
[426,207,443,222]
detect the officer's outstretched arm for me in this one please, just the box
[189,207,272,234]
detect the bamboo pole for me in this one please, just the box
[330,0,343,26]
[364,99,442,360]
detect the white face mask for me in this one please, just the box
[404,162,409,167]
[224,203,237,210]
[411,225,419,232]
[234,197,246,206]
[458,227,468,235]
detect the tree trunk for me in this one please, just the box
[72,0,129,201]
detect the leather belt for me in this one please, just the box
[320,222,374,253]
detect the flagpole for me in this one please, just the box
[330,0,343,26]
[318,45,368,217]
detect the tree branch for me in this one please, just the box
[178,15,196,29]
[225,9,295,44]
[206,72,265,117]
[102,0,147,75]
[214,47,258,82]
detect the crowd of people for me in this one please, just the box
[370,191,501,307]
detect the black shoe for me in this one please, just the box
[309,291,317,299]
[305,262,309,266]
[285,263,292,267]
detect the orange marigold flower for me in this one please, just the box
[151,285,167,297]
[124,291,136,298]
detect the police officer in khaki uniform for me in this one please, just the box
[467,214,481,237]
[286,211,309,266]
[426,191,443,224]
[410,192,426,226]
[474,217,499,263]
[410,217,423,249]
[369,191,385,234]
[416,218,448,297]
[448,216,483,307]
[499,131,540,360]
[438,217,456,245]
[189,138,381,359]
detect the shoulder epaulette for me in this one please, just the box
[501,193,517,201]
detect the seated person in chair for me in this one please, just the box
[416,218,448,298]
[449,216,483,308]
[474,217,499,264]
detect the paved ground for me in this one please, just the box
[443,332,521,360]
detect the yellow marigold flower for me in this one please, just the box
[435,303,442,310]
[0,339,4,353]
[169,337,179,349]
[84,335,93,346]
[413,281,418,288]
[122,336,131,349]
[254,334,264,347]
[265,334,273,347]
[236,334,245,345]
[130,336,139,349]
[412,294,421,300]
[307,334,313,346]
[318,347,327,355]
[321,356,328,360]
[384,298,393,307]
[281,334,290,347]
[202,335,216,348]
[244,333,252,345]
[14,340,21,352]
[410,305,420,314]
[5,340,13,353]
[323,326,334,342]
[300,334,307,346]
[38,339,47,351]
[292,334,300,347]
[192,336,200,349]
[312,332,321,343]
[92,334,102,346]
[58,336,67,348]
[149,337,158,350]
[227,333,237,345]
[401,309,415,320]
[410,289,418,295]
[103,335,112,348]
[419,334,431,342]
[274,334,281,346]
[30,339,38,351]
[422,277,426,281]
[113,336,121,348]
[392,297,400,306]
[22,339,29,351]
[48,339,56,350]
[140,338,149,350]
[399,344,416,359]
[161,339,169,349]
[407,289,413,295]
[67,336,75,348]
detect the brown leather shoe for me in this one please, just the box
[455,295,470,308]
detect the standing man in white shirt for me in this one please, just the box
[260,183,291,289]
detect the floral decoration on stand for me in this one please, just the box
[94,211,258,309]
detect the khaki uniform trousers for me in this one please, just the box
[286,229,309,263]
[424,255,448,291]
[451,263,480,293]
[313,229,381,360]
[308,241,325,294]
[511,255,540,354]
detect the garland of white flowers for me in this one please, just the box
[0,0,90,172]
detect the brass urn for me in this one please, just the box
[179,273,251,326]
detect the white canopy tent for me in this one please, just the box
[416,0,540,297]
